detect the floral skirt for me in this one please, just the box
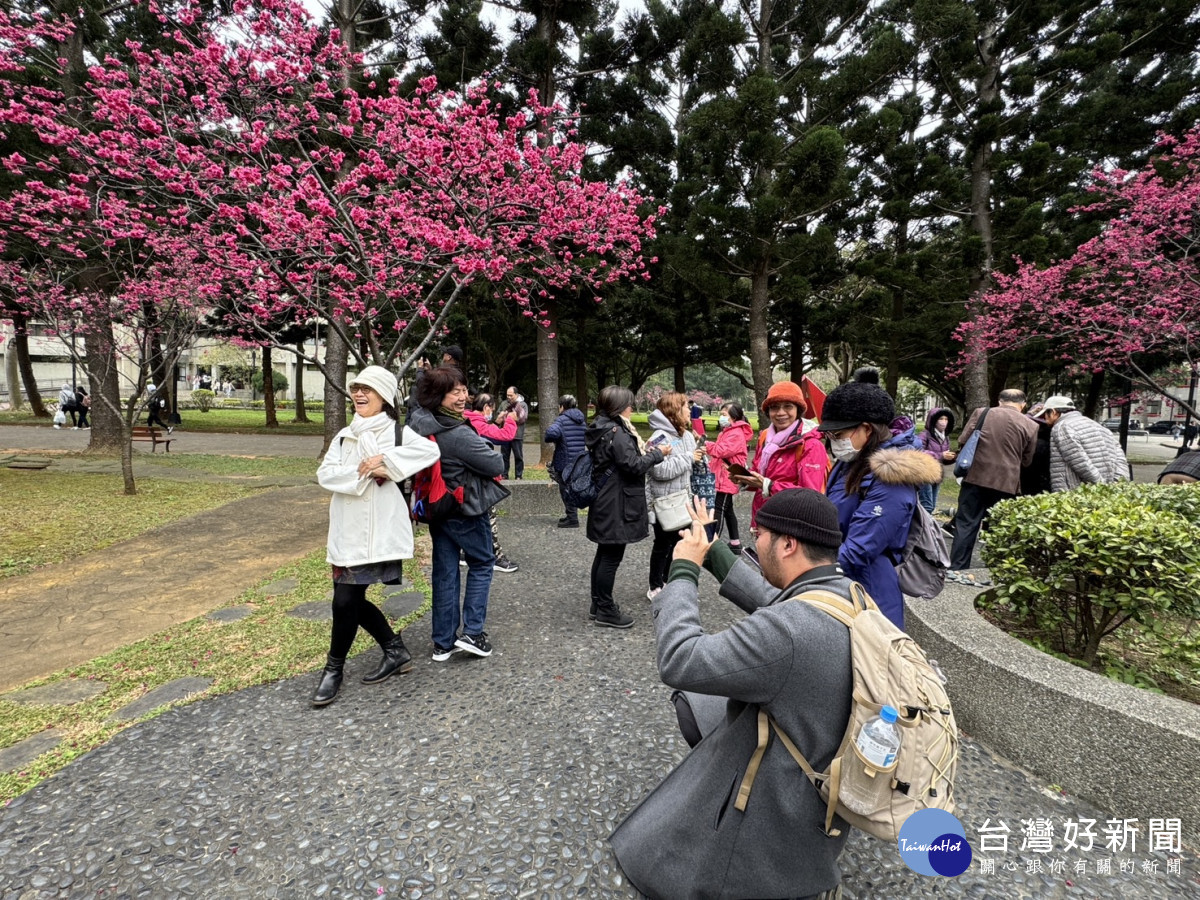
[331,559,405,586]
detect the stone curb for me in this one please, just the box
[906,582,1200,845]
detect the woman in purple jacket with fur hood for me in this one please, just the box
[919,407,957,514]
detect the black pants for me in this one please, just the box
[648,522,681,590]
[148,409,168,429]
[590,543,626,608]
[558,483,578,522]
[501,437,525,479]
[713,491,740,543]
[949,482,1012,570]
[329,583,394,658]
[76,407,89,427]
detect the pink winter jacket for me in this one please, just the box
[707,419,755,494]
[749,421,829,526]
[463,408,518,444]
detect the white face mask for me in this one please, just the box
[830,438,859,463]
[718,415,730,428]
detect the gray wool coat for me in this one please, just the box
[610,558,855,900]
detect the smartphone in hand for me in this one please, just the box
[704,521,718,541]
[741,546,761,570]
[646,434,669,451]
[726,462,751,478]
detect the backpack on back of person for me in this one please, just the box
[895,503,950,599]
[734,582,959,842]
[562,428,616,509]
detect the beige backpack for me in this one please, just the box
[734,582,959,841]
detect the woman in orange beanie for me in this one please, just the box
[731,381,829,526]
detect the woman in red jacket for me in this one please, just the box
[732,381,829,527]
[707,403,755,553]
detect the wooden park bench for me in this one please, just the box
[131,425,172,453]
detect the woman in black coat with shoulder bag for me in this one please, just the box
[584,385,670,629]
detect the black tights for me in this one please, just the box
[590,543,626,607]
[714,491,740,543]
[329,583,394,658]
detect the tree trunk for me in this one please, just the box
[293,346,309,422]
[575,352,588,413]
[789,315,805,384]
[963,18,1001,414]
[749,261,773,409]
[322,317,348,455]
[673,362,685,393]
[11,313,47,416]
[263,345,278,427]
[536,318,557,464]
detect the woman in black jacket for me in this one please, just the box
[584,385,670,628]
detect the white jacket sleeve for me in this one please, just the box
[317,432,370,496]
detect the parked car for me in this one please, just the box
[1147,420,1177,434]
[1103,417,1145,432]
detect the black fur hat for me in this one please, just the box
[817,381,895,432]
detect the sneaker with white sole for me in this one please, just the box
[493,556,519,574]
[455,632,492,657]
[646,586,662,601]
[432,644,460,662]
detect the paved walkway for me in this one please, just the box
[0,429,1196,898]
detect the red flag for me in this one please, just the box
[801,376,826,422]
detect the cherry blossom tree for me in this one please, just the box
[956,125,1200,419]
[0,0,658,463]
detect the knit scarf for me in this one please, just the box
[348,411,393,461]
[437,406,464,422]
[618,414,647,454]
[758,419,800,475]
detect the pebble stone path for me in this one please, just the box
[0,505,1197,897]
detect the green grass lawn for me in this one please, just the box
[0,407,327,435]
[0,552,431,803]
[0,453,323,578]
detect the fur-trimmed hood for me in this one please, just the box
[869,447,943,485]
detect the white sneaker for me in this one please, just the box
[646,586,662,601]
[72,426,79,430]
[53,424,61,429]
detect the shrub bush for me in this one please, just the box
[190,389,216,412]
[251,369,288,398]
[981,483,1200,666]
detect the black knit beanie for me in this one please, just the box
[755,489,843,550]
[817,381,895,432]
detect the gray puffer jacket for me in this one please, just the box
[645,409,696,524]
[407,407,509,516]
[1049,410,1129,492]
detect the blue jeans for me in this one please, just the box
[430,515,495,649]
[918,481,940,515]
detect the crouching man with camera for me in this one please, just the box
[610,490,854,900]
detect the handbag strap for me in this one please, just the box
[971,407,989,438]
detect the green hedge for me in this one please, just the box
[981,483,1200,666]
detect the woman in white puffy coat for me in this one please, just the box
[644,391,697,599]
[312,366,440,708]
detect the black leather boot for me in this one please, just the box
[311,655,345,707]
[594,599,633,629]
[361,633,413,684]
[589,597,598,620]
